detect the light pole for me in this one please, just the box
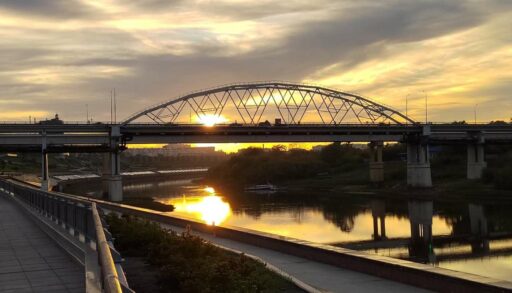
[405,94,410,125]
[474,104,478,124]
[86,104,89,124]
[423,91,428,124]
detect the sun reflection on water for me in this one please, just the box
[169,187,231,225]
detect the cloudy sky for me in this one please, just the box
[1,0,511,123]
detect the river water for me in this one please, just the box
[71,179,512,282]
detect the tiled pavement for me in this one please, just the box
[0,195,85,293]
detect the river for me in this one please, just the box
[66,179,512,282]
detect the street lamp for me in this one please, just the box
[423,91,428,124]
[405,94,411,125]
[474,104,478,125]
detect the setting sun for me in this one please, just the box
[196,114,228,126]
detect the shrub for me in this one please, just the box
[106,214,296,292]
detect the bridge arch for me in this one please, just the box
[122,81,415,125]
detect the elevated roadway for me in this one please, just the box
[0,123,512,149]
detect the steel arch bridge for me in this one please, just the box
[123,82,415,125]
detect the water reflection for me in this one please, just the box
[165,187,231,225]
[63,180,512,282]
[360,199,512,281]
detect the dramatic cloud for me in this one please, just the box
[0,0,511,122]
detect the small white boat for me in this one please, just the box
[244,184,278,192]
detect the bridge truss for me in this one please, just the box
[123,82,415,125]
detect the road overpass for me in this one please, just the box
[1,81,512,200]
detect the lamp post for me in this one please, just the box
[423,91,428,124]
[474,104,478,125]
[405,94,410,125]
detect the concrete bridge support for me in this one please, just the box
[467,144,486,179]
[407,143,432,187]
[369,142,384,184]
[102,126,123,202]
[102,152,123,202]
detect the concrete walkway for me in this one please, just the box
[160,223,432,293]
[0,195,84,293]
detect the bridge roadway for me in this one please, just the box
[0,123,512,150]
[2,122,512,197]
[0,194,84,292]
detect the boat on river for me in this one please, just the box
[244,183,278,192]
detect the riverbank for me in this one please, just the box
[278,172,512,202]
[106,213,304,293]
[32,173,512,285]
[94,194,510,293]
[204,144,512,201]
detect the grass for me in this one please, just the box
[106,214,303,293]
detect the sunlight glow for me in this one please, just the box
[196,114,228,126]
[173,195,231,226]
[204,186,215,194]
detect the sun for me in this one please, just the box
[196,114,228,126]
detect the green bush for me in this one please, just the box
[106,214,297,292]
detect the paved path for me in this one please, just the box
[161,223,432,293]
[0,195,84,293]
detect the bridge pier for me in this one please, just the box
[407,142,432,187]
[369,142,384,184]
[467,143,486,179]
[102,152,123,202]
[102,126,123,202]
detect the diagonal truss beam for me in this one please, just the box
[122,82,416,125]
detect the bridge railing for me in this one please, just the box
[0,178,133,293]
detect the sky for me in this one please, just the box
[1,0,511,124]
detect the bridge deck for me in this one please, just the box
[0,195,84,293]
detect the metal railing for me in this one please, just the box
[0,178,133,293]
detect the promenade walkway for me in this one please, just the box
[160,222,432,293]
[0,195,84,293]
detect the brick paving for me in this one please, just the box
[0,195,84,293]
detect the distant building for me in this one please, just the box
[39,114,64,125]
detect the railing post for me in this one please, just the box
[83,204,91,243]
[50,196,56,221]
[73,203,80,237]
[57,198,62,225]
[64,200,70,231]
